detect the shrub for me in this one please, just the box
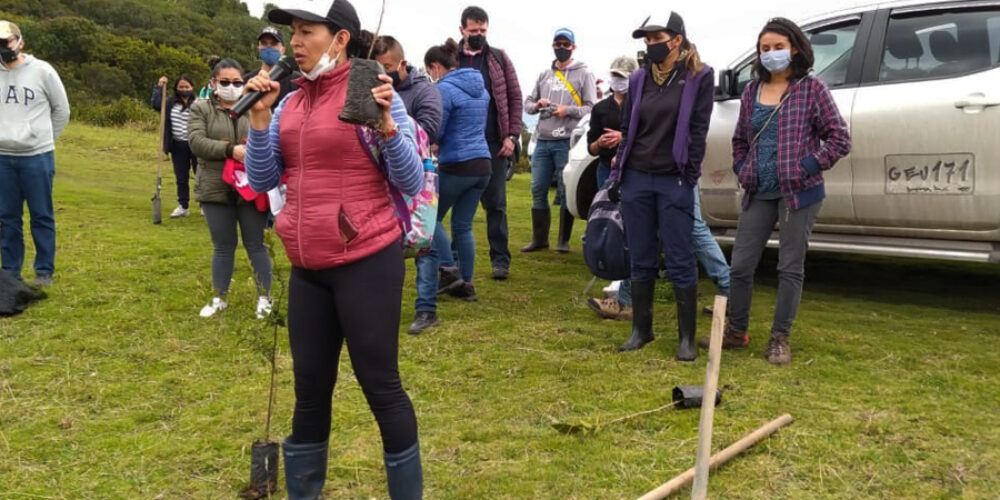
[74,96,157,129]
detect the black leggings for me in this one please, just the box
[287,242,418,454]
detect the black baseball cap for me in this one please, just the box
[632,11,686,39]
[268,0,360,38]
[257,26,283,44]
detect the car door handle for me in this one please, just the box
[955,93,1000,110]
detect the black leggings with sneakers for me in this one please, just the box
[286,242,418,454]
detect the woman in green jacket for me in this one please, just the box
[188,58,272,319]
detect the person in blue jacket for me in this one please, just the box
[407,38,491,334]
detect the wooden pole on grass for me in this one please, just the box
[690,295,728,500]
[635,414,795,500]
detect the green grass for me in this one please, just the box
[2,123,999,499]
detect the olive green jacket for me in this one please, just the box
[188,96,250,204]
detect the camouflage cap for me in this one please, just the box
[0,20,22,41]
[610,55,638,78]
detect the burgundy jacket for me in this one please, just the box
[458,41,523,140]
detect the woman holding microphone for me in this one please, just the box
[243,1,424,498]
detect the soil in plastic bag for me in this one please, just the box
[339,58,386,129]
[239,440,279,499]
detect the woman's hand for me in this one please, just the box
[373,74,396,135]
[245,70,280,129]
[232,145,246,163]
[158,76,168,87]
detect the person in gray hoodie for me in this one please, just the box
[523,27,596,255]
[0,21,70,287]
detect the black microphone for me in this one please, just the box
[229,56,295,118]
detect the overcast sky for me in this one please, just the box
[241,0,874,94]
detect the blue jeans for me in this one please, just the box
[414,172,489,312]
[530,139,570,210]
[596,160,612,189]
[0,152,56,278]
[692,186,730,296]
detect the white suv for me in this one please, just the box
[564,0,1000,264]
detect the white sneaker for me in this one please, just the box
[199,297,228,318]
[170,206,190,218]
[199,207,205,216]
[603,280,622,298]
[255,296,272,319]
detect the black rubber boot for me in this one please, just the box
[520,208,550,252]
[384,441,423,500]
[674,284,698,361]
[554,206,574,254]
[282,437,328,500]
[619,279,655,352]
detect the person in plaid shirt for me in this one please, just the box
[703,17,851,365]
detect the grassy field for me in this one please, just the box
[1,123,999,499]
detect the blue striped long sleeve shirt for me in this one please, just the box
[245,91,423,197]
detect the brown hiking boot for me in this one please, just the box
[697,323,749,349]
[587,297,633,321]
[764,335,791,365]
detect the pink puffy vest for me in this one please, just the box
[276,61,399,270]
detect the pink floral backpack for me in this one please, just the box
[357,118,439,258]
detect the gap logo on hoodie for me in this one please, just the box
[4,85,35,106]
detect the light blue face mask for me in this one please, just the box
[760,49,792,73]
[259,47,281,66]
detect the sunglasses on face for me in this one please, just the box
[552,41,572,49]
[217,79,244,88]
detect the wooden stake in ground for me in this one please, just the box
[691,295,727,500]
[635,414,795,500]
[152,79,167,225]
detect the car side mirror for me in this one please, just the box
[716,69,735,100]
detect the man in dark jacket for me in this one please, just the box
[457,6,523,280]
[373,36,442,141]
[243,26,298,111]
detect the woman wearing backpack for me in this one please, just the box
[606,12,714,361]
[705,18,850,365]
[243,1,424,498]
[151,75,198,218]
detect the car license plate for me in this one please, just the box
[884,154,974,195]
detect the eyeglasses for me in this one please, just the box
[552,41,573,49]
[217,79,244,88]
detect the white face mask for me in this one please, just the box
[610,76,629,94]
[303,39,341,81]
[216,84,242,103]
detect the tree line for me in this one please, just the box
[2,0,285,127]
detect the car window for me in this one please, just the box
[880,8,1000,83]
[733,20,859,96]
[811,23,859,87]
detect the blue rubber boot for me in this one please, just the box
[282,437,328,500]
[384,441,423,500]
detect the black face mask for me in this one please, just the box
[554,48,572,63]
[176,90,195,100]
[645,41,672,65]
[467,34,486,51]
[0,45,18,64]
[387,71,402,88]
